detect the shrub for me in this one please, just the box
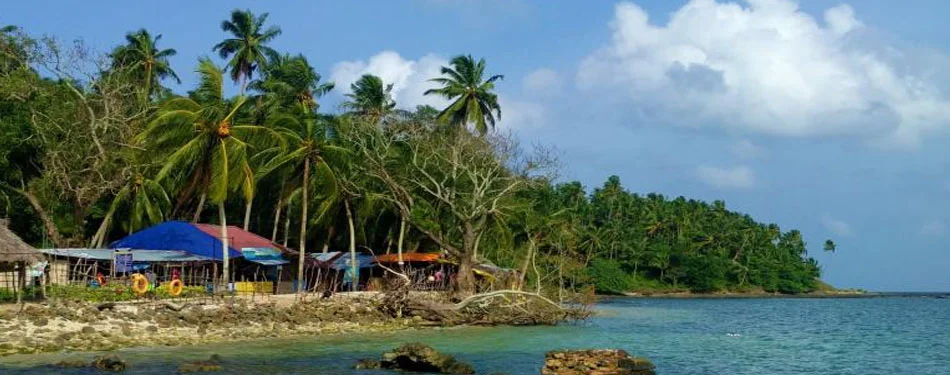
[587,259,634,295]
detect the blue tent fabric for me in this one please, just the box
[329,254,375,270]
[109,221,243,260]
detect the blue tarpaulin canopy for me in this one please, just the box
[109,221,243,260]
[242,247,289,265]
[39,248,213,262]
[328,254,376,270]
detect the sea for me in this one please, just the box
[1,296,948,374]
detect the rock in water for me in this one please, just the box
[92,354,127,372]
[541,350,655,375]
[52,359,87,368]
[374,343,475,374]
[353,359,382,369]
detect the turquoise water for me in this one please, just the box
[2,297,949,374]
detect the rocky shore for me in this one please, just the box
[0,294,422,356]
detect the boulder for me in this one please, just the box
[372,343,475,374]
[541,350,655,375]
[92,354,128,372]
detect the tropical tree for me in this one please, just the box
[142,58,277,288]
[424,55,503,135]
[213,9,281,92]
[823,239,836,253]
[89,171,171,247]
[250,53,334,114]
[341,74,395,124]
[110,29,180,98]
[262,112,346,292]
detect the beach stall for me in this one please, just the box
[0,219,44,303]
[109,221,290,294]
[375,252,449,291]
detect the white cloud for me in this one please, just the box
[523,68,562,96]
[498,95,546,130]
[577,1,950,146]
[732,139,767,160]
[694,165,755,189]
[330,51,449,110]
[920,220,946,236]
[821,214,854,236]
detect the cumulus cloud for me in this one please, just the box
[577,0,950,146]
[331,51,449,110]
[523,68,562,96]
[694,165,755,189]
[821,214,854,236]
[920,220,946,236]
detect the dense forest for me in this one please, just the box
[0,11,831,295]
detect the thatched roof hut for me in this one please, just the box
[0,219,42,266]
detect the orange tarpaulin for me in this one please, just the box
[375,252,441,263]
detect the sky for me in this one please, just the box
[3,0,949,291]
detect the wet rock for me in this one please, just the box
[52,359,88,368]
[92,354,127,372]
[375,343,474,374]
[81,326,96,334]
[541,350,655,375]
[177,355,223,373]
[354,359,382,369]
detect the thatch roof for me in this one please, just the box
[0,219,42,264]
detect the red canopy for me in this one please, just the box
[194,224,290,254]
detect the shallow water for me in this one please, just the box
[2,297,949,374]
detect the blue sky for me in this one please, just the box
[4,0,949,291]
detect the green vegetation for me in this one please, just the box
[0,13,830,296]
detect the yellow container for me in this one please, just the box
[234,281,273,295]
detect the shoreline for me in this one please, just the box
[0,294,429,358]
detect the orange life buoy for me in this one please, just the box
[131,273,149,295]
[96,273,107,286]
[168,279,184,297]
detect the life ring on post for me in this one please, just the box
[130,273,149,295]
[96,273,107,286]
[168,279,184,297]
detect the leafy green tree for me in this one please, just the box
[213,9,281,92]
[110,29,180,98]
[263,112,346,291]
[424,55,503,135]
[823,239,836,252]
[250,53,334,114]
[342,74,395,124]
[142,58,277,287]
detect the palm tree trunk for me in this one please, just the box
[321,225,336,253]
[218,202,231,290]
[192,192,207,223]
[283,203,291,247]
[297,160,309,293]
[243,198,253,231]
[91,209,115,248]
[397,216,406,265]
[271,202,282,242]
[344,198,357,292]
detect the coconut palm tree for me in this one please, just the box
[213,9,281,93]
[110,29,180,98]
[261,112,346,292]
[823,239,836,253]
[141,58,278,288]
[424,55,503,135]
[89,172,171,248]
[250,53,334,114]
[341,74,395,125]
